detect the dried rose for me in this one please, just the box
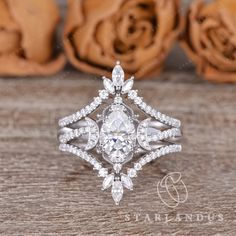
[180,0,236,83]
[64,0,182,79]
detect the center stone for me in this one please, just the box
[100,109,136,163]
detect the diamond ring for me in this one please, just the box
[58,62,182,205]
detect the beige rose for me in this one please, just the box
[181,0,236,83]
[0,0,65,76]
[64,0,182,79]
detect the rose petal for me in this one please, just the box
[0,31,20,55]
[0,54,65,76]
[8,0,60,63]
[0,0,65,76]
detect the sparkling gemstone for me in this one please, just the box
[113,163,122,173]
[140,158,146,166]
[98,168,108,177]
[99,90,109,99]
[94,97,102,105]
[100,106,136,163]
[90,158,96,165]
[128,90,137,99]
[122,77,134,94]
[80,109,86,116]
[102,174,114,190]
[114,96,122,104]
[145,154,152,162]
[121,174,133,190]
[94,162,101,170]
[156,150,161,157]
[85,105,91,113]
[145,106,152,113]
[72,114,77,121]
[134,163,142,171]
[140,102,147,110]
[112,64,124,86]
[127,168,137,178]
[134,97,142,105]
[111,180,123,205]
[103,78,115,94]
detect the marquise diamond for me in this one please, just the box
[111,180,123,205]
[112,62,124,87]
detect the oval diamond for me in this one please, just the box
[100,105,136,164]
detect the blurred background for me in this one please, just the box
[1,0,235,81]
[57,0,193,72]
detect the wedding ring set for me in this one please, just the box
[58,62,182,205]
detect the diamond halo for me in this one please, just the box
[58,61,182,205]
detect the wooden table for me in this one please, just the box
[0,72,235,235]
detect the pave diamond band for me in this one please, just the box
[58,62,182,205]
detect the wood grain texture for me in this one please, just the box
[0,72,236,236]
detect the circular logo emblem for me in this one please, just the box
[157,172,188,208]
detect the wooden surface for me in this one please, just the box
[0,72,236,236]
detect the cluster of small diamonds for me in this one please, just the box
[58,90,109,127]
[148,128,181,142]
[59,127,89,143]
[59,125,99,149]
[137,120,150,150]
[127,90,181,128]
[59,144,108,177]
[127,144,182,178]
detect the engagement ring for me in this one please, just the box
[58,62,182,205]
